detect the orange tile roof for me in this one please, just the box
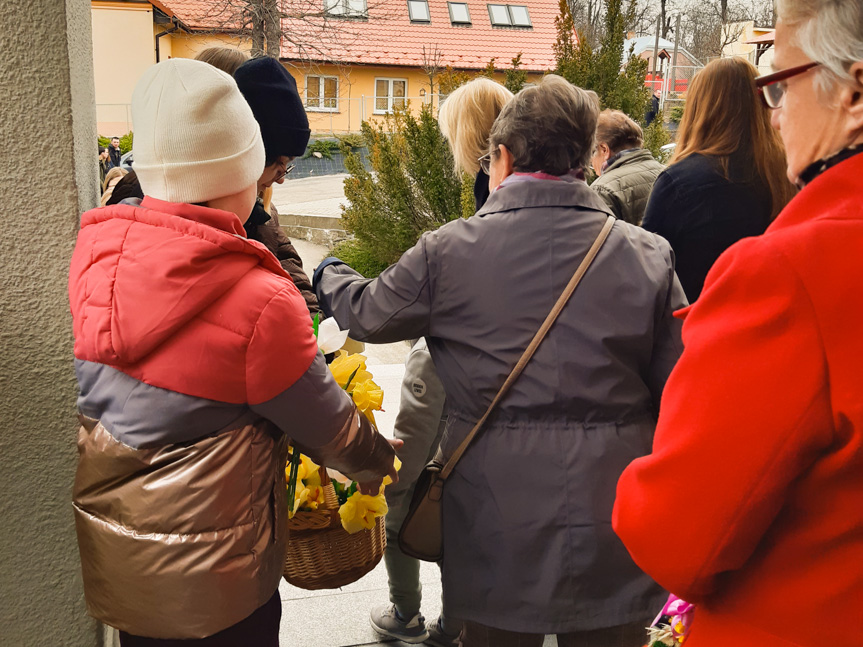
[745,31,775,45]
[158,0,561,71]
[283,0,560,70]
[158,0,248,31]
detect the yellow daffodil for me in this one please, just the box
[288,451,403,524]
[337,456,401,532]
[329,352,373,389]
[298,454,322,487]
[380,455,402,491]
[292,484,310,515]
[351,379,384,425]
[306,485,325,510]
[288,453,326,517]
[339,491,389,534]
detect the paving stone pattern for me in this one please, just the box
[273,175,348,219]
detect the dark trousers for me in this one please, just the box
[461,618,651,647]
[119,590,281,647]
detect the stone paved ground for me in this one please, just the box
[273,174,348,219]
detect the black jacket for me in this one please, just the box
[474,171,490,213]
[108,146,121,169]
[645,95,660,127]
[642,153,772,302]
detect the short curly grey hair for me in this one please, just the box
[777,0,863,94]
[488,75,599,175]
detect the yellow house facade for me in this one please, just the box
[91,0,250,136]
[92,1,157,136]
[722,21,775,75]
[291,62,474,134]
[92,0,560,137]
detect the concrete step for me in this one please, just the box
[280,213,347,247]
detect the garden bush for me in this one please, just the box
[553,0,650,123]
[304,139,340,160]
[339,105,470,277]
[644,119,673,163]
[336,133,365,150]
[329,238,391,278]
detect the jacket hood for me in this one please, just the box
[69,198,288,366]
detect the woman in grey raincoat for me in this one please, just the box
[314,75,686,646]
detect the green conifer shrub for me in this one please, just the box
[338,105,465,276]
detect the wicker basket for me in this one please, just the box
[283,468,386,590]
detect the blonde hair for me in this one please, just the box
[100,167,128,206]
[195,47,250,76]
[101,167,127,195]
[672,57,795,218]
[595,110,643,154]
[438,78,513,175]
[260,185,273,212]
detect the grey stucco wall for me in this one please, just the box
[0,0,100,644]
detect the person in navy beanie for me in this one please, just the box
[233,55,320,314]
[234,56,310,161]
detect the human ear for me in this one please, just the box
[496,144,515,176]
[841,61,863,133]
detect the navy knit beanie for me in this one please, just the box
[234,57,311,161]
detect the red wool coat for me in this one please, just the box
[613,153,863,646]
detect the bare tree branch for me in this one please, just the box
[180,0,395,65]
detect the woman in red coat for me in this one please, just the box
[613,2,863,646]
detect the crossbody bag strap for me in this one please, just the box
[438,215,615,481]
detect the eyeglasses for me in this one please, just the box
[279,163,295,180]
[478,151,493,175]
[755,62,820,109]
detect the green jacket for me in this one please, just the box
[591,148,665,225]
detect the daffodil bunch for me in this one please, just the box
[328,351,384,425]
[285,316,390,528]
[337,457,401,534]
[285,453,326,518]
[314,314,385,425]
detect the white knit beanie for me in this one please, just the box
[131,58,265,204]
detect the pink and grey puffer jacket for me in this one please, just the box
[68,196,393,639]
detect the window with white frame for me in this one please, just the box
[375,78,407,113]
[509,5,531,26]
[325,0,368,18]
[487,4,532,27]
[448,2,471,24]
[306,75,339,111]
[408,0,430,22]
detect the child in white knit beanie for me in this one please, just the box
[69,55,398,646]
[131,58,265,208]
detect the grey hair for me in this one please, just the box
[488,74,600,175]
[777,0,863,95]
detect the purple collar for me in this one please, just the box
[497,168,586,191]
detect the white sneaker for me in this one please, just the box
[369,603,430,644]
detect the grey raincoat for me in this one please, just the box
[316,174,686,633]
